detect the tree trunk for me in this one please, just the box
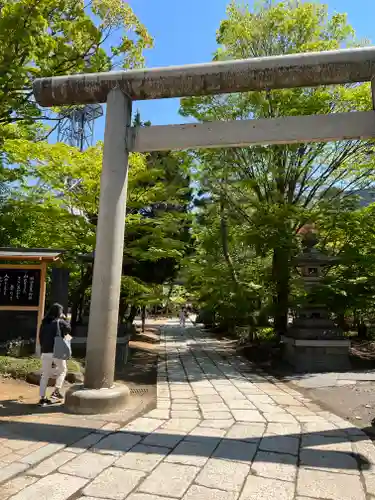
[272,247,290,336]
[126,305,138,325]
[220,199,239,285]
[163,283,174,314]
[357,318,368,339]
[337,313,348,331]
[118,297,127,324]
[141,305,146,332]
[71,265,92,332]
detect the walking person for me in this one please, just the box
[179,307,187,328]
[38,303,72,407]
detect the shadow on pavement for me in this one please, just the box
[0,416,371,473]
[1,324,371,475]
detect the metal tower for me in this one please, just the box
[57,104,103,151]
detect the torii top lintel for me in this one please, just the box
[33,47,375,107]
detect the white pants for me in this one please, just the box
[39,353,67,398]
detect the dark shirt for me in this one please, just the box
[39,318,71,354]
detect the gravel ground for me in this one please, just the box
[302,381,375,438]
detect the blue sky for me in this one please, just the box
[86,0,375,143]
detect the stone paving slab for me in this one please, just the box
[93,432,142,455]
[141,429,185,448]
[165,438,217,466]
[138,462,199,497]
[10,473,88,500]
[259,434,299,455]
[198,418,234,429]
[114,444,169,472]
[0,475,37,500]
[84,467,146,499]
[65,432,103,453]
[59,450,116,478]
[160,418,199,432]
[19,443,66,465]
[0,454,25,465]
[30,450,77,476]
[122,417,166,434]
[195,458,250,491]
[225,422,265,442]
[240,475,295,500]
[0,462,29,483]
[186,426,226,440]
[213,439,257,463]
[297,467,366,500]
[363,473,375,496]
[251,451,297,482]
[2,322,375,500]
[183,485,238,500]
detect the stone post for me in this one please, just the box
[66,88,131,413]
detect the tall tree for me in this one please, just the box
[181,0,375,335]
[0,0,153,243]
[126,113,193,293]
[0,0,152,142]
[2,138,192,321]
[312,200,375,336]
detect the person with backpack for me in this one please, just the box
[38,303,72,407]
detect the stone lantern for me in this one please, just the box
[282,224,350,372]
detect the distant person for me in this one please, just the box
[38,303,72,407]
[179,307,188,327]
[141,305,146,333]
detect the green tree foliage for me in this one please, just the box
[184,202,268,334]
[181,0,375,335]
[0,0,152,142]
[0,0,153,253]
[0,0,196,320]
[2,138,192,319]
[311,200,375,335]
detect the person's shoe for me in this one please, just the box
[38,398,52,407]
[50,389,64,401]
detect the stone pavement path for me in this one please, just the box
[2,322,375,499]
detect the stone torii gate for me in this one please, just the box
[34,47,375,414]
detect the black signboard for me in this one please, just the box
[0,310,38,343]
[0,268,41,307]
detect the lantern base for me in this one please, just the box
[281,336,351,373]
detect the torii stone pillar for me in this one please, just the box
[66,89,132,413]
